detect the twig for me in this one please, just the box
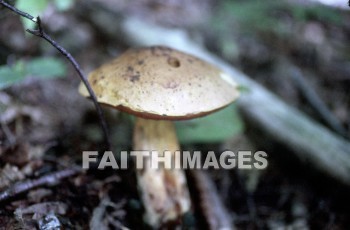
[0,121,16,146]
[289,66,348,138]
[0,168,80,202]
[90,196,127,230]
[189,170,234,230]
[0,0,111,150]
[0,0,36,21]
[235,171,258,227]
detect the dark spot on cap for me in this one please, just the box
[164,81,179,89]
[130,75,140,82]
[137,60,144,65]
[127,66,133,72]
[150,46,173,57]
[167,57,180,68]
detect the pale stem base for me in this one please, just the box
[133,117,191,227]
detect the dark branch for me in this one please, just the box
[0,0,36,21]
[289,66,348,138]
[0,168,80,203]
[189,170,233,230]
[0,0,111,150]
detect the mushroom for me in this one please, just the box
[79,46,239,227]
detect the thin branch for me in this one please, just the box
[289,66,348,138]
[0,168,80,202]
[189,170,234,230]
[0,0,111,150]
[0,0,36,21]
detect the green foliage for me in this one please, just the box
[214,0,341,35]
[0,61,25,90]
[290,3,341,23]
[26,57,66,78]
[53,0,74,11]
[175,104,243,144]
[15,0,75,30]
[221,0,279,32]
[0,57,67,89]
[16,0,48,30]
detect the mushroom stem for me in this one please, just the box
[133,117,191,226]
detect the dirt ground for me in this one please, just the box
[1,0,350,229]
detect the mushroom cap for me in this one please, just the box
[79,46,239,120]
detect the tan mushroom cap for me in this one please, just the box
[79,46,239,120]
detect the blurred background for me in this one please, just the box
[0,0,350,229]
